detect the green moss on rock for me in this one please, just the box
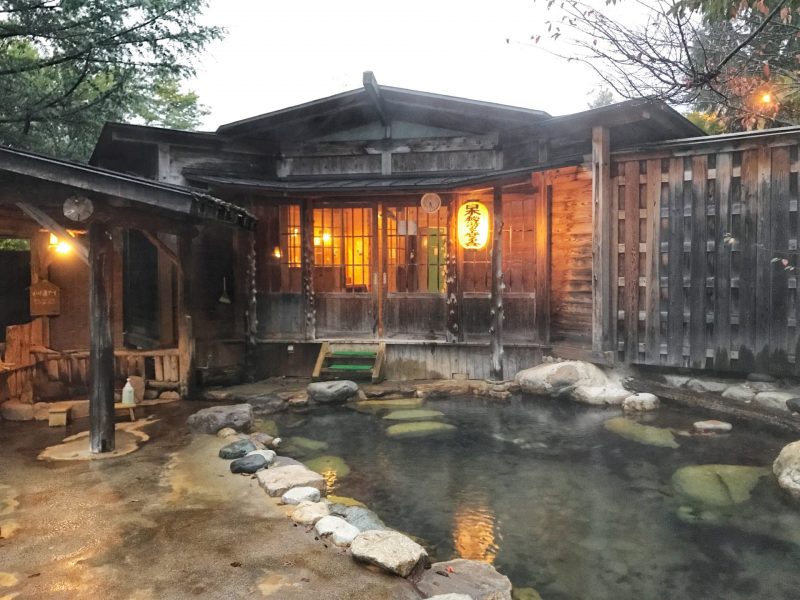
[671,464,770,507]
[603,417,679,448]
[386,421,456,438]
[283,436,329,457]
[382,409,445,421]
[304,455,351,479]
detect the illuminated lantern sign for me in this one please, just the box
[457,201,490,250]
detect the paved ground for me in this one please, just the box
[0,401,420,600]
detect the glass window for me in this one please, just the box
[262,204,302,292]
[502,193,536,293]
[386,205,447,293]
[313,207,372,292]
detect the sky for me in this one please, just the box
[192,0,606,131]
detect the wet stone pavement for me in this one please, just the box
[0,401,419,600]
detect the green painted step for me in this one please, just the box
[330,351,377,358]
[326,364,373,371]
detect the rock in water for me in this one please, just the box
[187,403,253,434]
[787,398,800,414]
[672,464,770,507]
[623,393,660,412]
[386,421,456,439]
[382,409,445,421]
[514,361,607,396]
[571,385,630,405]
[774,441,800,500]
[218,439,257,459]
[307,380,359,404]
[603,417,678,448]
[328,505,388,532]
[415,558,513,600]
[754,391,796,412]
[230,453,268,474]
[281,486,321,505]
[350,530,429,578]
[314,515,360,546]
[693,420,732,433]
[304,455,351,478]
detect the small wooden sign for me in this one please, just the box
[30,280,61,316]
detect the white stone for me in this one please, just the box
[623,392,660,411]
[291,501,330,525]
[217,427,238,438]
[256,465,326,497]
[514,361,608,396]
[686,379,729,393]
[693,420,733,432]
[245,449,276,466]
[350,530,428,577]
[0,401,34,421]
[754,391,795,412]
[721,385,755,403]
[774,441,800,501]
[571,385,630,406]
[314,515,360,546]
[281,486,321,505]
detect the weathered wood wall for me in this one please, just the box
[550,166,593,344]
[611,134,800,374]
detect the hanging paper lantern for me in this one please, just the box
[457,201,490,250]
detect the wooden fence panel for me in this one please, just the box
[612,138,800,375]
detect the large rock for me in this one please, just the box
[721,385,755,403]
[415,558,513,600]
[329,505,388,532]
[0,401,34,421]
[281,486,321,505]
[622,392,659,411]
[515,361,607,396]
[291,500,330,525]
[774,441,800,500]
[229,453,268,474]
[186,403,253,434]
[350,529,429,578]
[672,464,770,507]
[314,515,360,546]
[571,385,630,406]
[256,465,326,497]
[685,378,729,393]
[245,449,277,466]
[307,380,359,404]
[218,439,256,459]
[754,391,795,412]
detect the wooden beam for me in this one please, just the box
[88,222,115,453]
[534,173,552,343]
[301,199,316,340]
[591,126,613,358]
[445,198,463,343]
[244,228,258,378]
[363,71,390,136]
[177,233,196,398]
[489,186,505,380]
[16,202,89,265]
[140,229,182,275]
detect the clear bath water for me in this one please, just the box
[272,396,800,600]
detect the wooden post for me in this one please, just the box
[534,173,552,344]
[89,222,115,453]
[591,126,613,358]
[177,232,195,398]
[489,186,504,380]
[245,229,258,379]
[301,199,316,340]
[445,197,463,343]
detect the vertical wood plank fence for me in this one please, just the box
[611,134,800,375]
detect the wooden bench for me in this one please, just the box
[114,402,137,422]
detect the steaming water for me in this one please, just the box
[273,396,800,599]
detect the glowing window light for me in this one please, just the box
[272,246,282,259]
[457,201,490,250]
[322,232,332,244]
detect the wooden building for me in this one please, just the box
[89,73,712,381]
[0,145,254,450]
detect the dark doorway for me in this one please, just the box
[123,230,159,348]
[0,238,31,342]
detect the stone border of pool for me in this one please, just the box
[186,402,523,600]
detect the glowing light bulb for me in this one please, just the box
[322,232,332,243]
[55,240,71,255]
[272,246,281,259]
[761,92,772,104]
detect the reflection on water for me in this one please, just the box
[320,469,338,492]
[452,503,499,564]
[274,396,800,600]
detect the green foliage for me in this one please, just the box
[0,1,222,159]
[587,86,615,109]
[685,110,729,133]
[0,238,30,251]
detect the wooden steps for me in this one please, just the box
[312,342,385,383]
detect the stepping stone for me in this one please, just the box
[314,515,360,546]
[382,409,445,421]
[281,486,321,505]
[350,530,429,577]
[256,465,326,497]
[219,439,256,459]
[291,501,330,525]
[230,453,268,474]
[416,558,513,599]
[246,449,277,466]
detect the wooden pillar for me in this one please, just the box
[534,173,552,344]
[445,197,463,343]
[177,232,195,398]
[89,222,115,453]
[591,126,613,358]
[489,186,504,380]
[244,229,258,379]
[301,199,316,340]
